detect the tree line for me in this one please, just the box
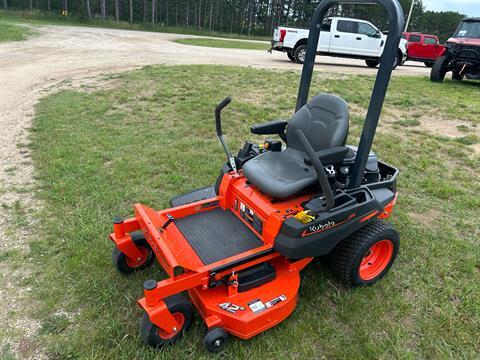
[2,0,466,41]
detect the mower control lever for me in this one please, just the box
[295,129,335,211]
[215,96,237,173]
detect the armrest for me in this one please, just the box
[304,147,349,166]
[250,120,288,135]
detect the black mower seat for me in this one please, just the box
[243,93,349,198]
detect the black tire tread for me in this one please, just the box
[203,327,229,353]
[140,294,194,348]
[112,232,154,274]
[328,219,399,287]
[294,44,307,64]
[430,56,447,82]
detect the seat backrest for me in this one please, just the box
[286,93,349,152]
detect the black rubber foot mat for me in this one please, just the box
[174,208,262,265]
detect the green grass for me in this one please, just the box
[28,65,480,358]
[0,20,35,42]
[0,9,269,41]
[175,37,269,50]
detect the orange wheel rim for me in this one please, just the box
[359,240,394,281]
[125,246,149,268]
[157,313,185,340]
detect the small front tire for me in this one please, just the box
[203,327,229,353]
[140,294,194,348]
[112,232,154,274]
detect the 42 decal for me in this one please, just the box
[218,302,245,314]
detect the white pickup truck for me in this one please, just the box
[271,17,407,69]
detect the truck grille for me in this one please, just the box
[456,45,480,61]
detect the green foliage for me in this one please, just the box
[30,65,480,358]
[0,0,467,41]
[413,10,465,42]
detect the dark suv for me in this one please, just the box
[430,18,480,82]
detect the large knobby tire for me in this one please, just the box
[430,56,448,82]
[112,232,154,274]
[365,59,380,68]
[140,294,194,348]
[328,219,400,287]
[287,51,296,62]
[294,44,307,64]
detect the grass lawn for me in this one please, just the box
[175,37,269,50]
[23,65,479,358]
[0,20,35,42]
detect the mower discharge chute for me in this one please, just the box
[109,0,405,353]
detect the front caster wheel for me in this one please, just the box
[203,327,229,353]
[140,294,194,348]
[112,232,154,274]
[328,219,400,287]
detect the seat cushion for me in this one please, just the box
[242,148,317,198]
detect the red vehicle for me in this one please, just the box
[402,32,445,67]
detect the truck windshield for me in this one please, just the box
[455,20,480,38]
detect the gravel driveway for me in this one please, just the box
[0,24,430,359]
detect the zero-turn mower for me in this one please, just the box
[109,0,404,353]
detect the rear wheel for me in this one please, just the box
[287,51,296,62]
[140,294,194,348]
[452,70,464,81]
[328,219,400,287]
[365,59,380,68]
[430,56,448,82]
[112,232,154,274]
[293,44,307,64]
[392,52,401,69]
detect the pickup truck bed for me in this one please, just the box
[271,17,407,69]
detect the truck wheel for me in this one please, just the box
[140,294,194,348]
[112,232,154,274]
[327,219,400,287]
[365,60,380,68]
[293,45,307,64]
[452,71,464,81]
[392,52,401,69]
[424,62,434,68]
[287,51,296,62]
[430,56,448,82]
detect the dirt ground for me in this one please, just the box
[0,24,431,359]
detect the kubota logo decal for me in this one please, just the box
[308,221,335,234]
[302,213,356,237]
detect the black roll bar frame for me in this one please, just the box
[296,0,405,189]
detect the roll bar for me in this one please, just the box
[296,0,404,189]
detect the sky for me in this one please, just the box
[423,0,480,17]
